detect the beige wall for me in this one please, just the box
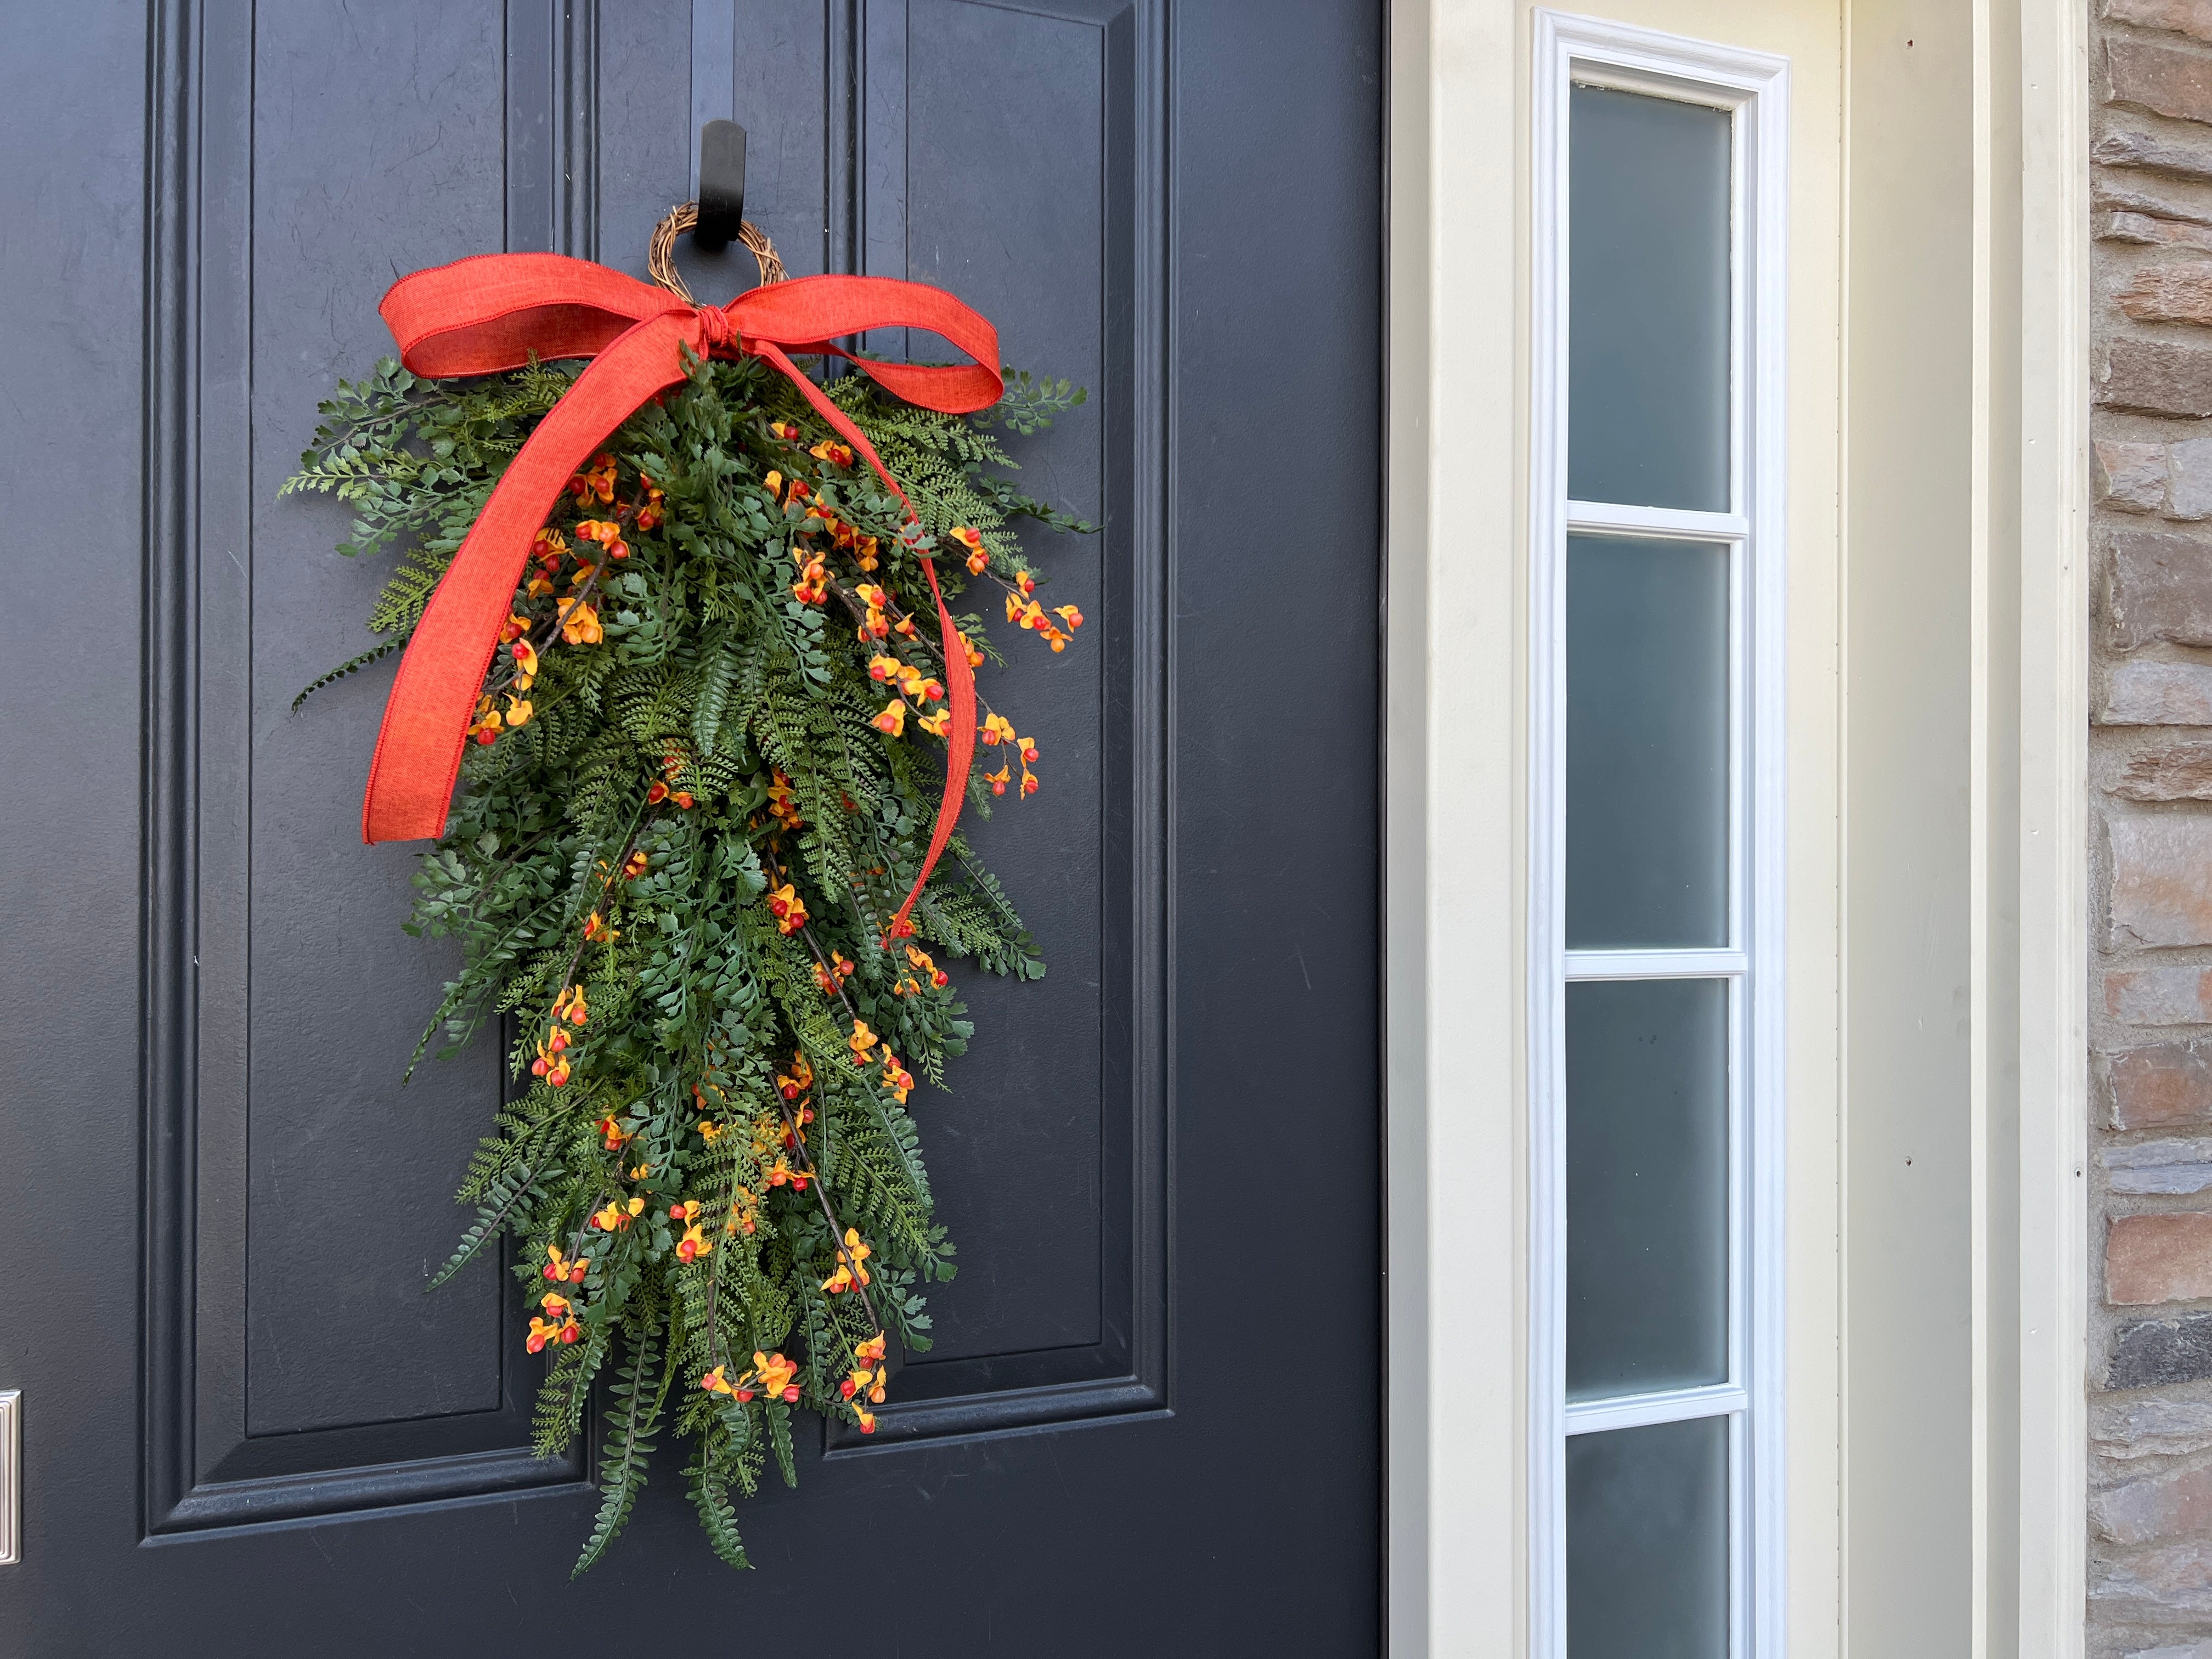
[1843,3,1982,1652]
[1389,2,2087,1652]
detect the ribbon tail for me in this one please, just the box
[361,312,701,842]
[890,556,978,935]
[746,341,978,931]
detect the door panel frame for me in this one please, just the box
[139,0,602,1537]
[139,0,1195,1536]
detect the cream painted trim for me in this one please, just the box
[1385,1,1527,1653]
[2007,0,2089,1652]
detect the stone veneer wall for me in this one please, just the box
[2089,6,2212,1655]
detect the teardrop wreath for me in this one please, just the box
[289,211,1090,1575]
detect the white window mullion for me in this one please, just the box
[1564,1383,1748,1437]
[1564,947,1747,980]
[1565,499,1748,540]
[1744,35,1793,1659]
[1527,19,1576,1656]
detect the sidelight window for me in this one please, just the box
[1530,15,1789,1659]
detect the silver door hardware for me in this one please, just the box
[0,1390,18,1565]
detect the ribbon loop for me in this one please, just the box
[362,253,1002,935]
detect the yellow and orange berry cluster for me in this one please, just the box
[644,751,697,811]
[775,1051,815,1102]
[724,1186,759,1235]
[768,466,888,601]
[469,689,534,745]
[669,1198,713,1263]
[867,651,949,738]
[811,950,856,997]
[735,1054,815,1193]
[766,882,809,935]
[758,1147,808,1194]
[591,1195,646,1233]
[527,1289,583,1353]
[949,524,990,575]
[490,450,664,744]
[766,768,803,831]
[1003,570,1084,654]
[468,613,540,744]
[844,1019,915,1103]
[979,712,1043,798]
[842,1334,889,1432]
[850,581,917,647]
[524,530,565,599]
[700,1350,802,1406]
[567,452,617,506]
[893,944,950,997]
[529,983,590,1087]
[820,1226,873,1295]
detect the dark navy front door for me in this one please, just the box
[0,3,1383,1652]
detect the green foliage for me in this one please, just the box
[291,347,1089,1572]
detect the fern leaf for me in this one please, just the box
[425,1161,535,1293]
[572,1314,662,1577]
[291,636,407,712]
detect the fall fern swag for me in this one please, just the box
[287,347,1090,1575]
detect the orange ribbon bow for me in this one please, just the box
[362,252,1001,933]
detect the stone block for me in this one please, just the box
[2109,1138,2212,1193]
[2118,742,2212,798]
[2111,1311,2212,1387]
[2126,1644,2212,1659]
[2100,338,2212,416]
[2098,127,2212,181]
[2113,1042,2212,1128]
[2097,1462,2212,1544]
[2102,210,2212,251]
[2174,435,2212,518]
[2113,1041,2212,1128]
[2103,438,2174,512]
[2101,180,2212,224]
[2108,0,2212,45]
[2103,661,2212,725]
[2110,815,2212,943]
[2109,967,2212,1024]
[2121,262,2212,326]
[2111,529,2212,646]
[2094,1393,2212,1458]
[2094,1539,2212,1623]
[2111,1213,2212,1304]
[2110,37,2212,125]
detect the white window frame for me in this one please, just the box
[1527,14,1790,1658]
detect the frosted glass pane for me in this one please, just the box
[1565,535,1729,950]
[1566,978,1728,1400]
[1567,1416,1730,1659]
[1569,84,1731,511]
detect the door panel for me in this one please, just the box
[0,1,1381,1651]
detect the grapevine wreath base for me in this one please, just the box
[290,210,1088,1573]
